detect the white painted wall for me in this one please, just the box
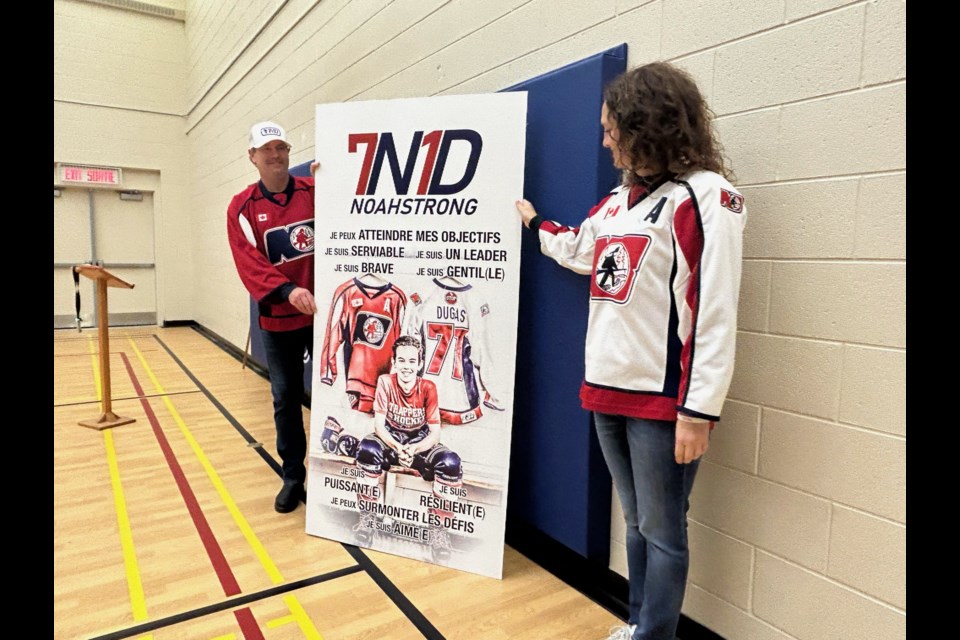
[54,0,192,322]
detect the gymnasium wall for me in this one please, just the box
[54,0,193,322]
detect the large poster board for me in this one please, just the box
[306,93,527,579]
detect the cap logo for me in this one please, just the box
[260,126,282,137]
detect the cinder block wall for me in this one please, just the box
[54,1,906,637]
[53,0,193,322]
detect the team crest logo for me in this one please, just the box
[591,235,652,304]
[289,224,314,252]
[411,293,422,305]
[354,312,391,347]
[445,292,458,304]
[264,220,314,264]
[720,189,744,214]
[594,242,631,295]
[362,316,386,344]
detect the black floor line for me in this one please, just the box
[155,331,446,639]
[86,565,364,640]
[154,335,282,477]
[343,544,446,640]
[54,389,202,408]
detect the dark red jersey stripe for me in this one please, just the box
[672,198,704,405]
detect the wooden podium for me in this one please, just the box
[74,265,137,430]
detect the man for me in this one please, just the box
[227,120,319,513]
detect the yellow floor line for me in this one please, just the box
[90,338,152,638]
[105,430,150,623]
[266,614,296,628]
[127,338,323,638]
[283,594,324,640]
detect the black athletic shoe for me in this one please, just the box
[275,483,305,513]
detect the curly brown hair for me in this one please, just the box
[603,62,732,184]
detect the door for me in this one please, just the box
[53,187,157,328]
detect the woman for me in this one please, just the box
[516,61,746,640]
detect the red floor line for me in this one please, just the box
[119,352,266,640]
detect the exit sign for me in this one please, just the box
[58,164,122,186]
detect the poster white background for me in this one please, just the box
[306,92,527,579]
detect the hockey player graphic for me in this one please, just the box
[597,244,625,291]
[353,335,464,559]
[292,225,313,251]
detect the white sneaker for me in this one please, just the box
[604,624,636,640]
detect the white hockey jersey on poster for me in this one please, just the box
[403,277,502,425]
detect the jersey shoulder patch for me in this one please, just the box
[720,188,744,214]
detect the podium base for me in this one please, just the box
[79,412,136,431]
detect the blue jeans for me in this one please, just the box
[593,413,700,640]
[261,326,312,486]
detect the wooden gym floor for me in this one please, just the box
[53,325,623,640]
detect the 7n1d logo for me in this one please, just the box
[349,130,483,196]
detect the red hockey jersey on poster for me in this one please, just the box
[320,278,407,413]
[374,373,440,444]
[403,278,500,424]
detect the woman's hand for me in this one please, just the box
[515,199,538,228]
[674,419,710,464]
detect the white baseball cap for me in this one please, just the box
[249,121,289,150]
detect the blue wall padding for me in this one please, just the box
[502,44,626,561]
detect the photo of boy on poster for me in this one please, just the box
[318,335,466,561]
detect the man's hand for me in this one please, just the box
[310,161,320,177]
[288,286,317,315]
[515,199,538,228]
[675,418,710,464]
